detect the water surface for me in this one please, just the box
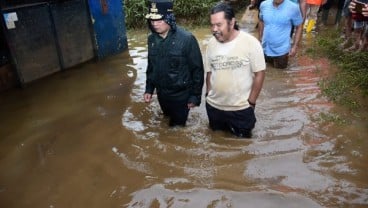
[0,26,367,208]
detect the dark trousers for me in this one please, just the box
[206,102,256,138]
[158,96,189,127]
[265,53,289,69]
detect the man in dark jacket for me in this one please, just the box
[143,0,204,127]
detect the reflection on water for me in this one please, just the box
[127,184,322,208]
[0,26,367,207]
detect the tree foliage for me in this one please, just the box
[124,0,247,29]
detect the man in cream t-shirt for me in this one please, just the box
[205,2,266,138]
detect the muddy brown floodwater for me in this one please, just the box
[0,24,367,208]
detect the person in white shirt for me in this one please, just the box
[205,2,266,138]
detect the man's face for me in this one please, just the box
[150,19,170,35]
[210,11,234,43]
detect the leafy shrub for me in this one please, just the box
[124,0,148,29]
[124,0,248,29]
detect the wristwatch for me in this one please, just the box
[248,99,256,108]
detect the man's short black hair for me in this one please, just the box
[210,2,239,30]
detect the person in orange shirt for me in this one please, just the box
[304,0,327,32]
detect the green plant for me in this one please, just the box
[124,0,148,29]
[123,0,248,29]
[318,112,348,125]
[311,30,368,111]
[174,0,219,26]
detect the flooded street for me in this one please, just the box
[0,26,367,207]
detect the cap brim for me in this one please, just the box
[145,13,163,20]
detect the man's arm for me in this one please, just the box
[290,24,303,57]
[299,0,307,21]
[187,35,204,107]
[258,20,264,41]
[144,57,155,103]
[248,70,265,106]
[206,72,212,95]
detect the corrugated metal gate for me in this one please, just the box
[51,0,95,69]
[3,3,61,84]
[0,0,127,85]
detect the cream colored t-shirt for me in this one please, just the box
[205,31,265,111]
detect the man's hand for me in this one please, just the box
[362,3,368,16]
[144,93,152,103]
[349,1,357,13]
[289,45,298,57]
[349,0,368,15]
[187,103,196,109]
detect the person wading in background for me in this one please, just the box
[258,0,304,69]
